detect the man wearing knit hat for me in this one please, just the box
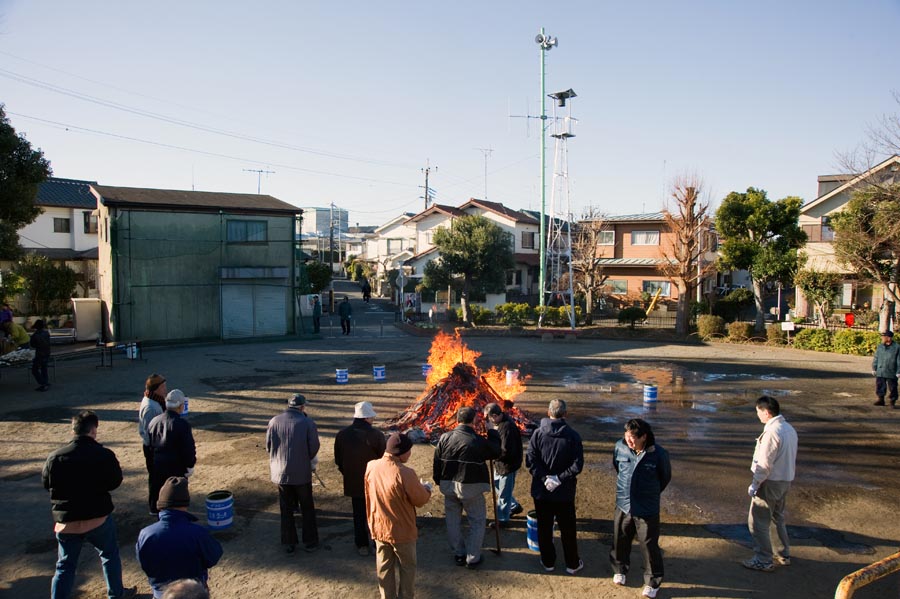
[147,390,197,518]
[365,432,432,599]
[335,401,387,555]
[136,477,223,598]
[266,393,321,553]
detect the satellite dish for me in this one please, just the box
[535,34,545,44]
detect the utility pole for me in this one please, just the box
[475,147,493,199]
[535,28,557,309]
[420,161,437,211]
[243,168,275,194]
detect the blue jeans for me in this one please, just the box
[493,470,520,522]
[52,516,124,599]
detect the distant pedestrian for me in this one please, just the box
[136,477,223,598]
[139,374,168,514]
[42,410,136,599]
[362,279,372,303]
[433,406,501,569]
[148,389,197,514]
[266,393,320,553]
[339,296,352,335]
[312,295,322,334]
[160,579,209,599]
[872,330,900,407]
[335,401,387,555]
[483,402,523,526]
[742,396,798,572]
[365,432,432,599]
[526,399,584,575]
[610,419,671,598]
[30,318,51,391]
[2,319,30,349]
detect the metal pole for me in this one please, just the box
[539,27,547,309]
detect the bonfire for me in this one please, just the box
[388,331,534,441]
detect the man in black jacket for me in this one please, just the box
[42,411,136,599]
[526,399,585,575]
[433,406,501,569]
[148,389,197,511]
[334,401,387,555]
[483,402,523,526]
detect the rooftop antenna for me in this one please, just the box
[420,160,438,211]
[475,147,493,199]
[243,168,275,194]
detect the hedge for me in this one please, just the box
[832,329,880,356]
[793,328,834,352]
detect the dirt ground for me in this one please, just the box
[2,292,899,598]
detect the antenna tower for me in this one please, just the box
[243,168,275,194]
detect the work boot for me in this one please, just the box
[874,399,886,406]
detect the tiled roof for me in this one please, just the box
[93,185,301,214]
[596,212,666,222]
[37,178,98,209]
[406,204,465,223]
[597,258,666,266]
[461,199,540,224]
[22,247,98,260]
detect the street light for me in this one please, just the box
[536,28,557,309]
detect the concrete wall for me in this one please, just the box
[18,206,98,252]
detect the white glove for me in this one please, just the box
[872,370,877,376]
[185,467,194,479]
[748,483,758,497]
[544,475,561,492]
[421,479,433,493]
[311,456,319,472]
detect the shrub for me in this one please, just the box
[793,328,834,352]
[618,307,647,329]
[766,323,786,345]
[833,329,880,356]
[469,305,493,326]
[495,302,535,326]
[712,288,754,322]
[854,310,879,328]
[727,321,754,342]
[697,315,725,340]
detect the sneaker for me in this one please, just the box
[742,557,774,572]
[510,504,524,517]
[566,559,584,575]
[454,554,466,566]
[613,573,627,585]
[774,555,791,566]
[641,586,659,598]
[285,544,296,554]
[466,556,483,570]
[542,563,555,572]
[874,399,886,406]
[302,542,319,553]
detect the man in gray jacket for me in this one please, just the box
[266,393,320,553]
[872,330,900,407]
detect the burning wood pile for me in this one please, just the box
[388,331,534,441]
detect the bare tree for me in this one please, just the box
[571,207,609,325]
[659,175,715,335]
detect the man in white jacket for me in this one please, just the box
[743,396,798,572]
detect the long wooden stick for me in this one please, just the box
[488,459,501,555]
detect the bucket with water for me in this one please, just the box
[373,365,386,381]
[206,490,233,530]
[422,363,432,377]
[643,385,658,403]
[526,510,540,552]
[336,368,349,384]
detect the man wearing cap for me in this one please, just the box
[433,406,501,569]
[339,296,352,335]
[365,432,432,599]
[136,477,223,598]
[139,374,168,514]
[483,402,524,527]
[42,411,137,599]
[335,401,387,555]
[266,393,320,553]
[148,389,197,516]
[872,330,900,407]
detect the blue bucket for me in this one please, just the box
[206,490,233,530]
[336,368,349,384]
[373,365,386,381]
[526,510,540,552]
[643,385,658,403]
[422,364,432,377]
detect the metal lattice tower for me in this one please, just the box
[545,89,577,329]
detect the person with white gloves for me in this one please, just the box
[147,389,196,518]
[526,399,584,575]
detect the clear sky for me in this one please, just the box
[2,0,899,227]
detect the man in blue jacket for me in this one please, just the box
[526,399,585,575]
[136,477,223,598]
[148,390,197,509]
[610,418,671,598]
[872,330,900,407]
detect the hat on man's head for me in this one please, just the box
[882,330,894,338]
[288,393,307,407]
[354,401,377,419]
[386,432,412,456]
[165,389,187,409]
[157,476,190,510]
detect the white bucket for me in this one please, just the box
[643,385,658,403]
[373,365,386,381]
[506,369,519,386]
[336,369,349,384]
[206,490,233,529]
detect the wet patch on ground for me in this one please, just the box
[706,523,876,555]
[199,375,276,392]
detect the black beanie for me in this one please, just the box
[157,476,191,510]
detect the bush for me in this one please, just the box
[697,315,725,340]
[618,307,647,328]
[854,310,879,328]
[793,328,834,352]
[468,305,493,326]
[727,321,755,342]
[712,288,754,322]
[833,329,880,356]
[766,323,786,345]
[495,302,535,326]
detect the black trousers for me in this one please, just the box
[278,483,318,547]
[142,445,157,512]
[875,377,898,403]
[610,507,664,588]
[534,499,580,570]
[351,496,371,548]
[341,318,351,335]
[32,355,49,386]
[312,316,320,333]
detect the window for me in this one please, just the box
[83,211,98,234]
[226,220,267,243]
[53,218,71,233]
[506,270,523,286]
[607,279,627,294]
[386,239,402,254]
[599,230,615,245]
[642,280,671,296]
[521,231,535,249]
[631,230,659,245]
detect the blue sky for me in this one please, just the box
[2,0,899,226]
